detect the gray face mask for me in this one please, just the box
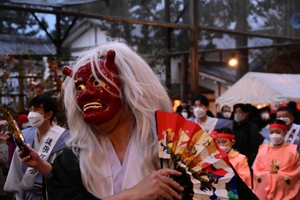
[234,114,245,122]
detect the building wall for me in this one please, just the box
[72,27,107,48]
[166,57,232,115]
[69,26,126,57]
[203,51,234,63]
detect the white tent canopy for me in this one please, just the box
[216,72,300,105]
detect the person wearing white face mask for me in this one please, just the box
[175,104,192,119]
[277,106,300,150]
[189,95,233,135]
[4,95,70,200]
[261,106,300,154]
[257,106,272,130]
[17,114,31,130]
[221,105,232,119]
[215,127,252,190]
[252,119,300,200]
[232,103,263,169]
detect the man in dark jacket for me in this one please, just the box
[232,103,263,169]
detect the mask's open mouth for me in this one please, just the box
[83,102,106,111]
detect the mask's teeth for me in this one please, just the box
[83,103,103,111]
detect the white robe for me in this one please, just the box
[92,136,146,198]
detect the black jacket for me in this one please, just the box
[46,147,99,200]
[233,120,264,168]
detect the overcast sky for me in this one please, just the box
[35,13,56,36]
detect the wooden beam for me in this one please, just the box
[0,4,189,29]
[55,8,61,55]
[31,12,55,43]
[61,16,78,44]
[174,1,189,23]
[170,42,300,56]
[1,4,300,42]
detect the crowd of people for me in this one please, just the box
[0,42,299,199]
[176,95,300,199]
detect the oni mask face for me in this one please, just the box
[74,50,121,125]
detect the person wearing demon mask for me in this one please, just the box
[18,42,184,199]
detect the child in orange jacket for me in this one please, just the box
[214,127,252,189]
[252,119,300,200]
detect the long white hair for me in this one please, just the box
[63,42,172,197]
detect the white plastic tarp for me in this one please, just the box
[216,72,300,105]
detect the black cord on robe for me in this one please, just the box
[230,163,259,200]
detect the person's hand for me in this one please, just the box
[18,143,41,168]
[0,130,9,144]
[18,143,52,177]
[129,168,184,200]
[0,120,7,128]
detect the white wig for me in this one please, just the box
[63,42,172,197]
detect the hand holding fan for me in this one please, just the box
[156,110,235,199]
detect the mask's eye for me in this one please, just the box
[93,79,105,87]
[77,84,85,93]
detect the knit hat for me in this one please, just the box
[17,114,28,127]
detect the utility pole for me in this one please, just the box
[180,54,189,103]
[165,0,171,90]
[180,0,190,103]
[189,0,199,96]
[55,7,62,56]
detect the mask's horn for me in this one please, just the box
[62,66,73,77]
[105,50,116,66]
